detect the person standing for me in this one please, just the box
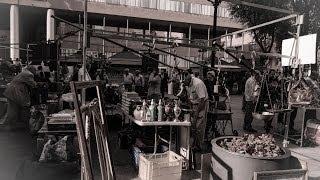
[134,70,145,97]
[243,70,260,133]
[123,68,134,92]
[184,71,209,151]
[160,69,169,98]
[3,66,37,130]
[170,68,181,95]
[148,68,162,101]
[204,71,218,101]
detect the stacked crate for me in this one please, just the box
[121,92,141,115]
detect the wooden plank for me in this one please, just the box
[70,82,94,180]
[132,119,191,127]
[71,81,116,180]
[72,80,102,90]
[96,85,116,180]
[253,169,307,180]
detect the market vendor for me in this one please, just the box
[123,68,134,92]
[134,70,145,97]
[243,70,260,133]
[147,68,162,101]
[3,66,37,130]
[184,71,209,151]
[204,71,219,101]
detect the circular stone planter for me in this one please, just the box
[211,136,297,180]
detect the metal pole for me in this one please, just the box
[83,0,87,77]
[143,43,217,71]
[126,19,129,47]
[213,14,298,41]
[283,15,303,148]
[209,0,220,68]
[78,14,82,50]
[81,2,88,179]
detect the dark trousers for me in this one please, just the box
[135,86,144,97]
[243,101,254,129]
[124,84,133,92]
[6,99,30,130]
[278,107,298,130]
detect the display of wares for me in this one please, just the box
[121,92,141,115]
[219,134,284,158]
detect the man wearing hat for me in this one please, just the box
[134,70,144,96]
[3,66,37,130]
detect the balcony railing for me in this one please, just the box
[88,0,231,18]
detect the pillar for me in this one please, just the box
[207,27,210,58]
[126,19,129,47]
[188,25,192,68]
[78,14,81,49]
[102,17,106,54]
[10,5,19,63]
[46,9,55,41]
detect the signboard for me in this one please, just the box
[281,34,317,66]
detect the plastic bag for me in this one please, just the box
[39,136,68,162]
[29,109,45,134]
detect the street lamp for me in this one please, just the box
[207,0,221,68]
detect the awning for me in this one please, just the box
[108,50,142,66]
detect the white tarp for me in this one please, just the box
[281,34,317,66]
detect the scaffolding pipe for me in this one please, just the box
[142,43,217,71]
[51,15,183,71]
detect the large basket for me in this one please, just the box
[139,151,183,180]
[252,112,274,122]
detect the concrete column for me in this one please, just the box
[168,24,172,66]
[102,17,106,54]
[207,27,210,58]
[188,25,192,68]
[10,5,19,63]
[46,9,55,41]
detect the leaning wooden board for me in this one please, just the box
[71,80,116,180]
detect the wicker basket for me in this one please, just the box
[139,151,183,180]
[252,112,274,121]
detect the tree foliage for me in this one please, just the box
[229,0,320,53]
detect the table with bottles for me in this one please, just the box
[126,98,192,169]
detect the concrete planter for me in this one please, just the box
[211,136,298,180]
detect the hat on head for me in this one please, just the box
[207,71,215,76]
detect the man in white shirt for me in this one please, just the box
[148,68,162,101]
[243,70,260,133]
[123,68,134,92]
[184,71,209,151]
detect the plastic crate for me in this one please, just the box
[139,151,183,180]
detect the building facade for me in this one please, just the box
[0,0,252,67]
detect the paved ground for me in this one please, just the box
[0,95,319,179]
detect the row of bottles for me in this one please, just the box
[140,99,180,122]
